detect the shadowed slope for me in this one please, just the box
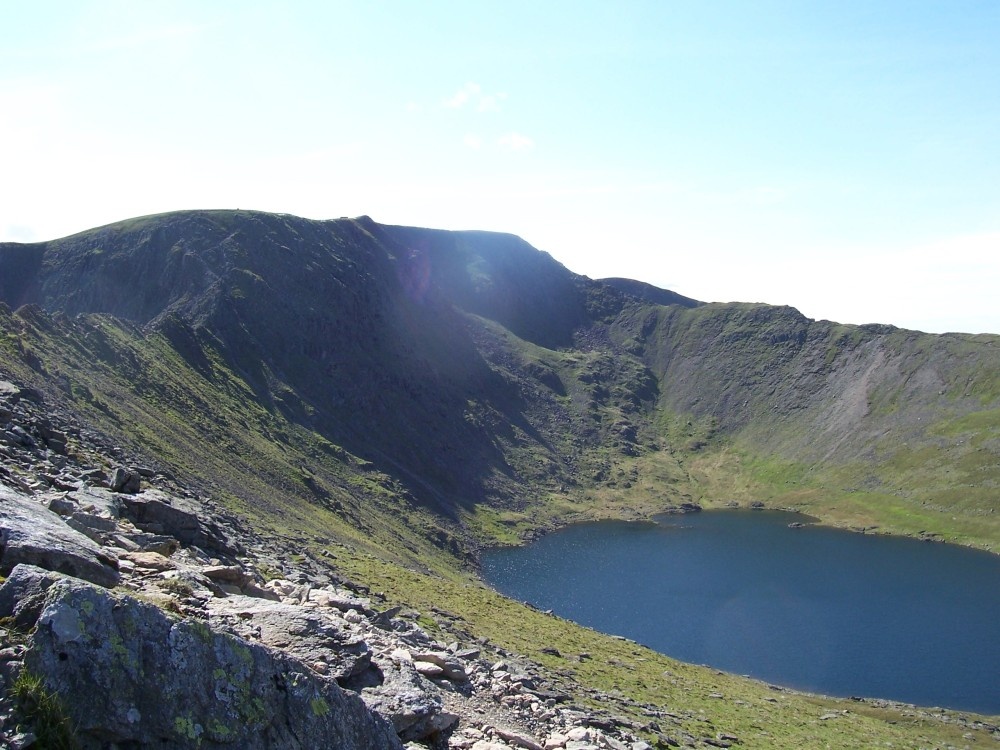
[2,209,1000,553]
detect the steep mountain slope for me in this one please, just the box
[607,302,1000,545]
[2,208,999,556]
[3,209,1000,747]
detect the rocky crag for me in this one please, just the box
[0,378,671,749]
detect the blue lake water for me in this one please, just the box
[480,511,1000,715]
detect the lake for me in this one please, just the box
[480,511,1000,715]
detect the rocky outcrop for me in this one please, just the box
[207,595,377,685]
[0,565,402,749]
[0,486,119,587]
[117,487,242,557]
[0,377,651,750]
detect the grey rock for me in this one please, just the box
[362,658,456,742]
[201,564,252,587]
[16,387,44,404]
[5,425,35,448]
[409,650,469,681]
[119,489,241,556]
[495,727,545,750]
[110,466,141,493]
[0,380,18,400]
[413,660,446,678]
[160,568,222,599]
[208,595,375,684]
[307,587,372,613]
[64,486,122,520]
[2,566,402,749]
[0,564,64,630]
[66,510,119,537]
[45,494,77,516]
[112,530,180,556]
[7,731,37,750]
[0,486,119,587]
[241,581,281,601]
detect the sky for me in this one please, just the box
[2,1,999,334]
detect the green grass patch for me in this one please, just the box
[11,671,78,749]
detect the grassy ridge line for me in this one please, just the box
[601,302,1000,551]
[7,209,1000,556]
[5,297,1000,553]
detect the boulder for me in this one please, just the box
[109,466,141,493]
[119,550,178,572]
[118,489,240,556]
[0,563,64,629]
[65,486,122,519]
[409,650,469,681]
[361,658,458,742]
[0,565,402,749]
[208,595,376,684]
[307,587,372,613]
[0,380,19,400]
[0,486,119,587]
[201,564,252,587]
[495,727,545,750]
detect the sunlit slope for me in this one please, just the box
[608,302,1000,548]
[2,208,999,555]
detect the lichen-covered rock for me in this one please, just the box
[208,594,377,684]
[1,565,402,749]
[362,657,458,742]
[0,486,119,587]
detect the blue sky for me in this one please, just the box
[2,1,998,333]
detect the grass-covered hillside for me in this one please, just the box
[2,209,999,746]
[2,209,999,553]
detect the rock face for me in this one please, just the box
[0,486,120,587]
[1,565,402,750]
[118,488,242,556]
[208,595,377,685]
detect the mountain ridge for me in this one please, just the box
[3,208,1000,747]
[2,208,999,555]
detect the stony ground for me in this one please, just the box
[0,378,659,750]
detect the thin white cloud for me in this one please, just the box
[739,230,1000,334]
[1,225,39,243]
[463,134,483,150]
[444,83,506,112]
[477,92,507,112]
[498,132,534,151]
[445,82,481,109]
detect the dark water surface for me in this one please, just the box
[480,511,1000,714]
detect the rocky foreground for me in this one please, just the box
[0,378,664,749]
